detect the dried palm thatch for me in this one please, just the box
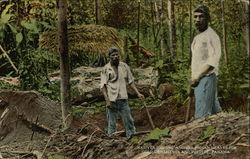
[39,24,124,56]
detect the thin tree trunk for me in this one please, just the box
[150,0,157,43]
[57,0,71,129]
[95,0,100,25]
[189,0,192,65]
[245,2,250,55]
[171,0,177,57]
[154,0,160,23]
[160,0,166,59]
[124,36,130,64]
[221,0,228,65]
[181,5,184,57]
[137,0,141,65]
[168,0,177,59]
[0,45,18,73]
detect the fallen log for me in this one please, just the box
[72,84,156,106]
[71,88,104,106]
[69,66,158,106]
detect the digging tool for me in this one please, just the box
[185,87,194,123]
[142,100,155,129]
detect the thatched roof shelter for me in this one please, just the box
[39,24,124,56]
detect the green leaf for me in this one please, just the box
[1,4,14,18]
[7,24,17,34]
[72,106,85,116]
[155,59,164,69]
[86,94,93,98]
[130,136,139,144]
[16,32,23,45]
[144,128,170,142]
[239,83,248,89]
[39,88,52,94]
[1,14,12,24]
[48,155,70,159]
[95,102,102,107]
[21,20,39,33]
[40,21,55,29]
[197,125,215,142]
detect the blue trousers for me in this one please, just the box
[194,73,222,119]
[106,99,135,138]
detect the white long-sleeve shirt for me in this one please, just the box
[191,26,221,80]
[100,62,134,101]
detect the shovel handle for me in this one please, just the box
[143,101,155,129]
[185,96,192,123]
[185,87,194,123]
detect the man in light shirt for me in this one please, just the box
[100,47,144,138]
[191,5,222,119]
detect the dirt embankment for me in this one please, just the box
[0,92,249,159]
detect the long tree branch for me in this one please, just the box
[0,44,18,73]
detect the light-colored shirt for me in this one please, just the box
[100,61,134,101]
[191,26,221,80]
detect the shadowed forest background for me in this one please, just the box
[0,0,248,109]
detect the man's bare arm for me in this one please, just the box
[101,86,111,107]
[129,82,144,98]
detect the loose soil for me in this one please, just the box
[0,96,249,159]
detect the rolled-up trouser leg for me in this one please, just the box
[118,99,136,138]
[194,74,222,119]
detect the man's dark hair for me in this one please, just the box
[194,5,210,21]
[108,47,119,56]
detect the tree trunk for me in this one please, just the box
[168,0,177,59]
[150,0,157,43]
[189,0,192,65]
[136,0,141,65]
[160,0,166,59]
[180,5,185,57]
[124,36,130,64]
[154,0,160,23]
[221,0,228,65]
[95,0,100,25]
[57,0,71,128]
[245,2,250,55]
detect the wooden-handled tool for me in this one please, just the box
[143,100,155,129]
[185,87,194,123]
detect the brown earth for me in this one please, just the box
[73,95,248,136]
[72,98,191,135]
[0,94,249,159]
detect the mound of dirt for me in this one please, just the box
[0,92,249,159]
[1,111,248,159]
[0,90,62,146]
[72,98,191,134]
[146,112,250,159]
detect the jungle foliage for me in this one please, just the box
[0,0,248,110]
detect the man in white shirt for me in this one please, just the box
[191,5,222,119]
[100,47,144,138]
